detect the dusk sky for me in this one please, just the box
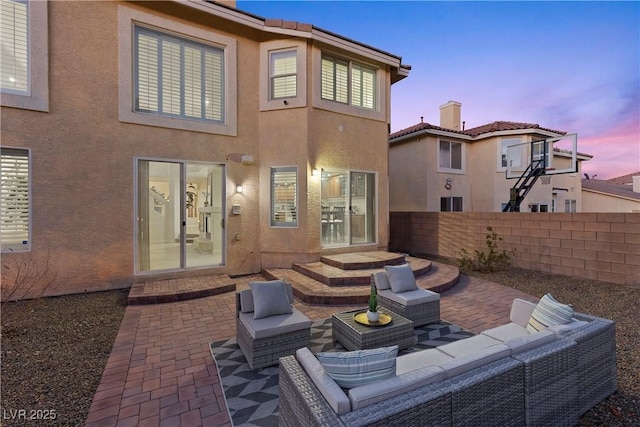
[238,1,640,179]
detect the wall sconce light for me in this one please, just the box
[312,168,319,177]
[236,184,243,193]
[444,178,452,190]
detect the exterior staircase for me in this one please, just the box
[263,251,460,305]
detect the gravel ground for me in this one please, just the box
[1,266,637,426]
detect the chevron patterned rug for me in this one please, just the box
[209,318,473,427]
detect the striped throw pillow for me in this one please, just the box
[316,346,398,389]
[526,293,574,333]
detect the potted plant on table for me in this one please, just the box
[367,282,379,322]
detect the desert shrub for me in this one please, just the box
[459,226,514,273]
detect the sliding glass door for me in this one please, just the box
[321,169,376,247]
[137,159,225,273]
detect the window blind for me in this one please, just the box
[1,148,29,248]
[0,0,29,93]
[135,26,224,123]
[321,57,348,104]
[351,64,375,109]
[271,50,296,99]
[271,168,297,226]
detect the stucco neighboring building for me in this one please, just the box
[582,173,640,212]
[0,0,410,296]
[389,101,590,213]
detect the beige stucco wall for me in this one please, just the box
[582,191,640,212]
[389,132,585,213]
[1,1,396,296]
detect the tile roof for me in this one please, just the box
[389,120,566,140]
[606,172,640,185]
[581,178,640,201]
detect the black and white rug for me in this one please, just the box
[210,318,473,427]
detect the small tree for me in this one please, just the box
[459,226,514,273]
[368,282,378,313]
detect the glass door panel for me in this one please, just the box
[138,160,182,272]
[350,172,375,244]
[320,169,348,246]
[137,159,225,273]
[186,163,224,268]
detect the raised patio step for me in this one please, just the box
[320,251,407,270]
[292,256,432,287]
[128,274,235,305]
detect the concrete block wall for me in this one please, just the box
[390,212,640,287]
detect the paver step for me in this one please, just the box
[264,260,460,305]
[127,274,235,305]
[320,251,407,270]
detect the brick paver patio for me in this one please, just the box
[85,274,537,426]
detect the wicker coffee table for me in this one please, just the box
[331,308,417,351]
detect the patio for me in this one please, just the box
[84,268,537,426]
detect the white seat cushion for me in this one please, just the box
[504,330,556,354]
[238,307,311,339]
[396,348,452,375]
[439,344,511,378]
[438,334,503,358]
[296,347,351,415]
[348,366,445,410]
[482,322,530,342]
[377,288,439,306]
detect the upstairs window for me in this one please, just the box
[134,26,224,123]
[439,140,463,172]
[270,49,297,99]
[0,0,28,94]
[271,167,297,227]
[1,147,30,252]
[321,55,375,110]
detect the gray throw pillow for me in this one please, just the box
[385,264,418,293]
[316,346,398,389]
[249,280,293,319]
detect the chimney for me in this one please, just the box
[440,100,462,131]
[633,176,640,193]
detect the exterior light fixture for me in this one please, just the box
[312,168,319,177]
[236,184,243,193]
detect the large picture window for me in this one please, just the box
[321,55,375,110]
[1,147,30,251]
[134,26,224,123]
[271,167,297,227]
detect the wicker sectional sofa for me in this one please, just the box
[279,298,617,427]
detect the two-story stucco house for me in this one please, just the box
[389,101,591,213]
[0,0,410,296]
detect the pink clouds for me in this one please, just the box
[579,117,640,180]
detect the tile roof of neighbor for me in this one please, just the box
[581,178,640,201]
[606,172,640,185]
[389,120,566,140]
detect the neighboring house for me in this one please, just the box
[389,101,591,213]
[581,173,640,212]
[0,0,410,296]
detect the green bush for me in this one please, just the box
[459,226,514,273]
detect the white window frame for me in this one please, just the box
[271,166,298,228]
[498,137,522,170]
[321,54,376,110]
[133,26,225,124]
[0,0,48,111]
[1,147,31,252]
[118,6,237,135]
[313,49,385,121]
[437,139,464,173]
[440,196,463,212]
[565,199,576,213]
[270,49,297,100]
[260,40,307,111]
